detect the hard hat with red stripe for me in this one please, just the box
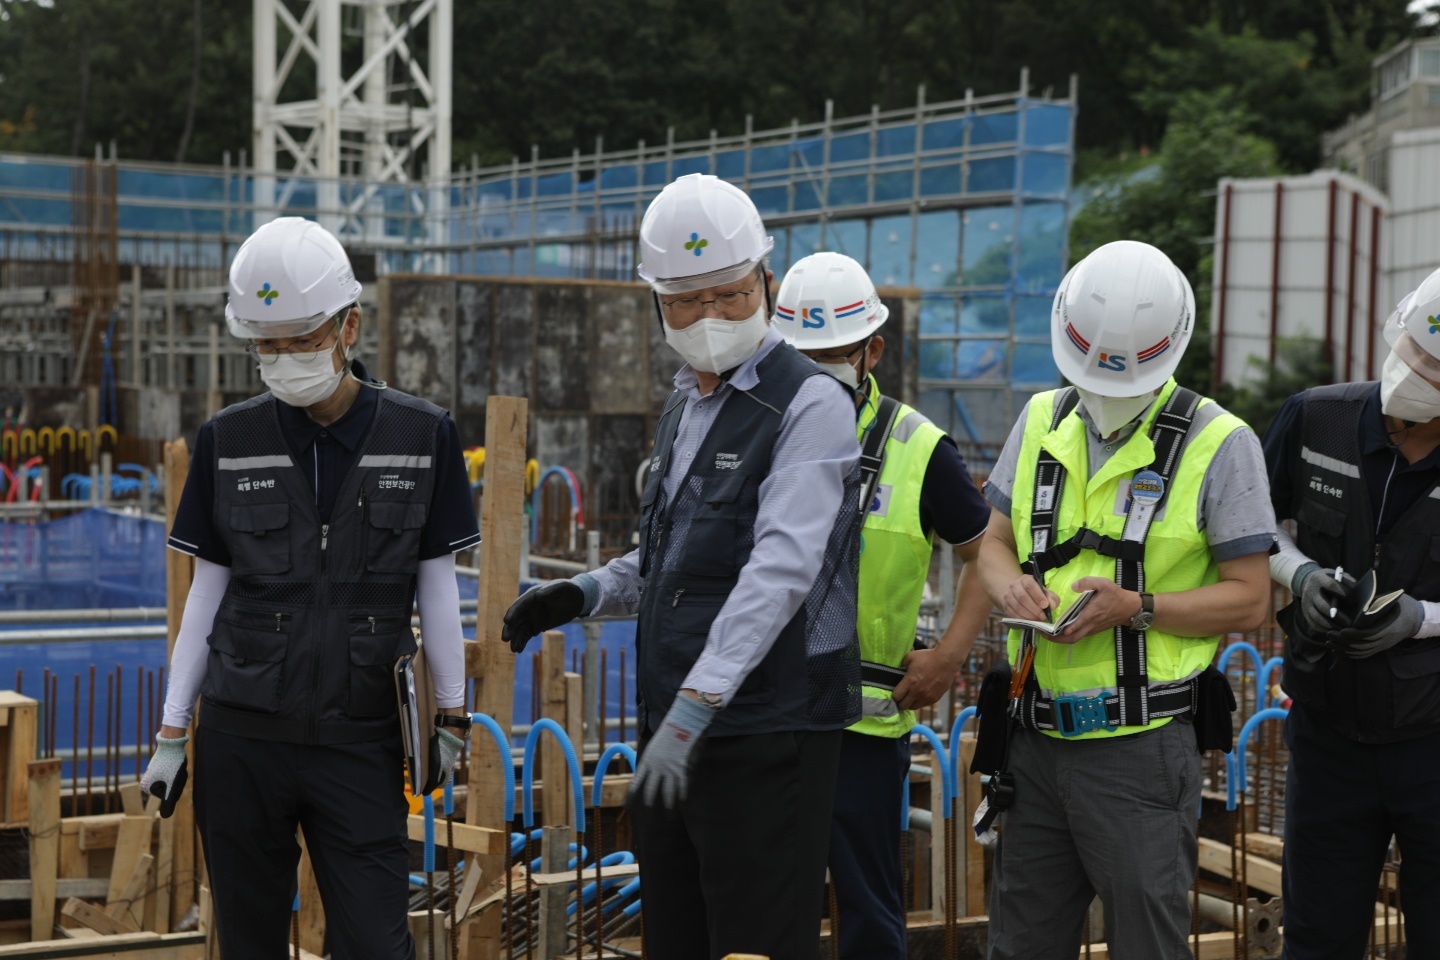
[773,252,888,351]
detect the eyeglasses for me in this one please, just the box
[660,280,761,322]
[809,340,869,365]
[246,315,343,365]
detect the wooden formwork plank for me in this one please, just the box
[296,828,326,956]
[104,852,153,931]
[150,815,174,934]
[540,632,571,828]
[0,930,204,959]
[464,396,527,960]
[29,759,62,942]
[4,696,38,824]
[956,733,985,916]
[163,438,197,931]
[1197,837,1284,897]
[62,897,131,936]
[118,783,145,817]
[106,817,152,907]
[406,816,507,856]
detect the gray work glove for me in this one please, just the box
[501,576,598,653]
[1328,594,1425,659]
[436,727,465,785]
[140,733,189,818]
[1292,563,1356,632]
[630,694,717,809]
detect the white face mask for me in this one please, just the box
[1380,349,1440,422]
[818,359,860,389]
[664,302,769,374]
[259,343,348,407]
[1074,386,1157,437]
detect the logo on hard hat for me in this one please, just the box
[1097,353,1127,372]
[1429,315,1439,334]
[684,233,708,257]
[801,307,826,330]
[256,283,279,306]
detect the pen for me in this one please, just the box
[1028,552,1052,623]
[1329,566,1344,620]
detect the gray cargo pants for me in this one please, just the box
[988,719,1202,960]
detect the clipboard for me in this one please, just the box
[394,632,444,796]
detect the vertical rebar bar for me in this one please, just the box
[618,649,627,744]
[14,669,20,695]
[48,673,58,759]
[102,671,112,813]
[73,675,81,813]
[86,666,96,814]
[599,648,608,747]
[135,664,143,780]
[113,664,122,807]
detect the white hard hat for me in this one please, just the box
[636,174,774,294]
[225,217,362,339]
[1052,240,1194,396]
[1381,267,1440,381]
[774,252,889,350]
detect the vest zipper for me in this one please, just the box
[672,589,685,607]
[368,616,376,634]
[1374,455,1399,570]
[275,613,283,632]
[310,522,330,743]
[357,493,366,574]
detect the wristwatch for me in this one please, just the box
[694,691,724,709]
[435,713,473,734]
[1128,592,1155,632]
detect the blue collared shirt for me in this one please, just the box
[587,325,861,705]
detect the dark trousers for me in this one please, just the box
[194,726,415,960]
[634,728,843,960]
[1282,703,1440,959]
[828,730,909,960]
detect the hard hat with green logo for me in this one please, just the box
[636,174,774,294]
[1051,240,1194,396]
[774,252,888,350]
[225,217,362,339]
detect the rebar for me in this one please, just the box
[86,668,96,814]
[73,674,81,813]
[135,665,143,780]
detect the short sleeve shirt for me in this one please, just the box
[168,361,479,566]
[983,393,1276,562]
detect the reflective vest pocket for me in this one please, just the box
[206,614,290,713]
[365,500,426,574]
[228,502,292,575]
[348,617,416,718]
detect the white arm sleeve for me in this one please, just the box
[416,554,466,709]
[1269,524,1313,590]
[160,558,231,729]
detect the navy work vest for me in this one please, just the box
[634,343,862,738]
[1281,382,1440,742]
[202,389,442,744]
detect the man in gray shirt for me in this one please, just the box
[976,241,1275,959]
[502,173,862,960]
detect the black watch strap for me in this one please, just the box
[435,713,472,732]
[1141,592,1154,615]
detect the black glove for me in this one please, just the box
[1328,594,1424,659]
[501,580,586,653]
[1292,563,1356,633]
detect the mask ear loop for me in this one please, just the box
[340,306,388,390]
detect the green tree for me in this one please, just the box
[1219,337,1333,436]
[1070,90,1281,391]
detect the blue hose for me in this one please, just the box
[591,743,638,808]
[1235,707,1290,795]
[911,723,955,811]
[522,718,586,831]
[422,794,436,873]
[1257,657,1285,709]
[1217,640,1263,679]
[470,712,516,823]
[947,705,978,800]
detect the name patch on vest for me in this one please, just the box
[1308,475,1344,500]
[377,473,417,491]
[715,453,742,471]
[236,476,277,493]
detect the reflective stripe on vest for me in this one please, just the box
[1009,377,1244,740]
[850,377,945,738]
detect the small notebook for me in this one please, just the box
[1335,569,1404,623]
[1000,590,1097,637]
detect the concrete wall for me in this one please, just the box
[377,275,917,546]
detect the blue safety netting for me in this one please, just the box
[0,509,167,612]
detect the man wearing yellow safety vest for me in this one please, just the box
[977,240,1276,958]
[776,252,993,959]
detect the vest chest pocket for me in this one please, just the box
[365,501,427,574]
[205,612,290,713]
[1296,497,1348,559]
[1388,638,1440,729]
[678,474,752,578]
[660,591,775,706]
[228,503,292,575]
[349,617,416,718]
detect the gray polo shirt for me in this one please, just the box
[984,391,1276,562]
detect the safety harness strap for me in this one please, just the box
[857,395,901,518]
[1019,385,1203,731]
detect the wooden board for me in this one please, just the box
[2,695,38,824]
[406,815,507,856]
[296,828,325,955]
[118,783,144,817]
[105,852,153,932]
[62,897,131,936]
[151,815,174,933]
[0,930,205,958]
[106,817,153,907]
[464,396,527,960]
[1197,836,1284,897]
[956,733,985,916]
[163,438,197,931]
[0,879,108,901]
[540,631,571,828]
[30,759,62,941]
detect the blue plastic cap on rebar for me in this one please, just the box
[444,777,455,817]
[1257,657,1285,709]
[292,891,300,912]
[948,705,978,799]
[910,723,956,811]
[1235,706,1290,794]
[592,743,638,808]
[471,712,516,823]
[1224,751,1239,812]
[530,466,583,541]
[522,717,586,831]
[422,794,436,873]
[1217,640,1263,678]
[900,773,911,831]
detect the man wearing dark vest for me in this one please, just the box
[502,173,863,960]
[1264,267,1440,958]
[141,218,479,959]
[776,251,993,959]
[978,241,1275,958]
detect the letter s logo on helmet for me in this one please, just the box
[774,251,891,351]
[1097,353,1127,372]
